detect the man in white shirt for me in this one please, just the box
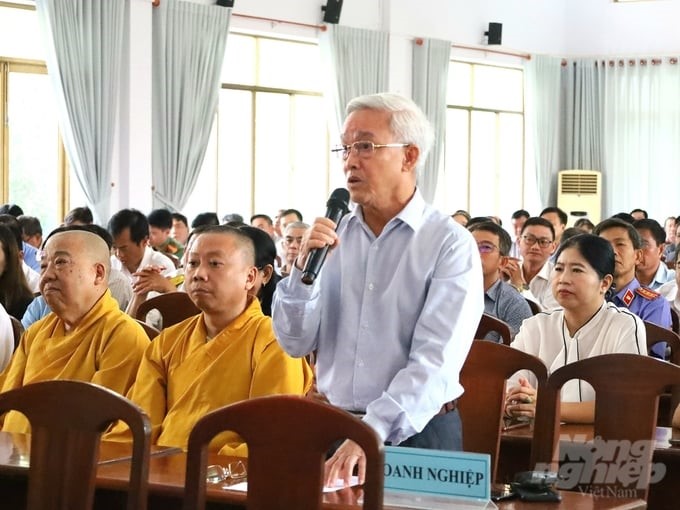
[634,219,676,297]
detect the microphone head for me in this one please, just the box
[327,188,350,210]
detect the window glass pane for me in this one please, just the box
[441,108,470,212]
[447,62,472,107]
[7,70,60,233]
[472,65,523,112]
[254,92,291,216]
[496,113,524,219]
[468,111,497,216]
[217,89,253,218]
[258,38,322,92]
[221,34,256,85]
[289,94,328,219]
[0,7,44,60]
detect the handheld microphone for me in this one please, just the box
[301,188,350,285]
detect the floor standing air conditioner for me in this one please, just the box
[557,170,602,225]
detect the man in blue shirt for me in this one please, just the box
[634,218,675,296]
[595,218,671,358]
[272,93,483,486]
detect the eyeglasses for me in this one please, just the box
[206,461,247,484]
[521,234,553,248]
[477,243,500,254]
[331,141,409,160]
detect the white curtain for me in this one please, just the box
[560,59,605,174]
[35,0,126,224]
[524,55,562,207]
[601,58,680,217]
[319,25,389,139]
[412,38,451,203]
[152,0,231,212]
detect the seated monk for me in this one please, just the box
[0,226,150,433]
[107,225,312,455]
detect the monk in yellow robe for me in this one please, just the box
[107,226,312,455]
[0,227,149,433]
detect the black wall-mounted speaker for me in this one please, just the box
[486,22,502,45]
[216,0,234,7]
[322,0,343,24]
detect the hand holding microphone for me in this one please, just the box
[300,188,350,285]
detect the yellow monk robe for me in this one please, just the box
[108,297,312,456]
[0,290,149,433]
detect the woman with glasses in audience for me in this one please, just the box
[505,234,646,424]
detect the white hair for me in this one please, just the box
[345,93,435,172]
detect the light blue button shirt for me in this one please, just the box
[273,190,484,444]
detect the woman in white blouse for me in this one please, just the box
[505,233,646,423]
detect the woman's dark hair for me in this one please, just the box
[554,233,615,298]
[239,226,278,317]
[0,224,34,319]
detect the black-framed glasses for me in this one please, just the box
[521,234,553,248]
[331,141,409,160]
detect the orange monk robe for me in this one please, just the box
[0,290,149,433]
[108,297,312,456]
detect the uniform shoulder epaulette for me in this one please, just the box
[635,286,661,301]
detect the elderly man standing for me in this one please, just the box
[0,227,149,433]
[272,93,483,485]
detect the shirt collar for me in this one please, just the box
[348,187,425,233]
[485,278,503,301]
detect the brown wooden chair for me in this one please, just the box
[183,395,384,510]
[644,320,680,426]
[524,298,541,316]
[134,292,200,329]
[459,341,547,481]
[0,380,151,510]
[9,316,23,350]
[531,353,680,501]
[670,307,679,335]
[474,313,513,345]
[135,318,160,340]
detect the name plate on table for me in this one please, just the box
[384,446,490,502]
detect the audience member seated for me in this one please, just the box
[148,208,184,260]
[222,213,244,224]
[540,206,567,246]
[0,302,14,372]
[106,226,312,454]
[190,212,219,229]
[280,221,309,277]
[666,217,680,267]
[63,205,94,226]
[451,209,470,227]
[506,234,646,424]
[240,226,279,317]
[630,208,648,221]
[0,227,149,433]
[573,217,595,233]
[21,225,134,329]
[634,218,675,296]
[17,215,42,252]
[509,209,529,258]
[0,215,39,292]
[0,204,40,273]
[108,209,175,284]
[468,221,532,342]
[502,217,559,311]
[276,209,303,265]
[595,218,672,358]
[250,213,275,238]
[171,212,190,246]
[0,224,35,320]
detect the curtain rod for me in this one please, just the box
[150,0,326,30]
[414,39,531,60]
[561,57,678,66]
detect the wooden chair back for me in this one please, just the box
[525,298,541,316]
[183,395,384,510]
[459,341,547,481]
[670,307,679,335]
[9,316,23,350]
[0,380,151,510]
[135,318,160,340]
[135,292,200,329]
[531,354,680,500]
[474,313,513,345]
[645,320,680,425]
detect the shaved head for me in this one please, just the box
[46,230,111,278]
